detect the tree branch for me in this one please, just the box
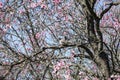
[100,2,120,19]
[33,43,94,59]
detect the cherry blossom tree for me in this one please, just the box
[0,0,120,80]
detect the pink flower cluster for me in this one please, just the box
[35,31,46,39]
[52,60,65,74]
[52,60,72,80]
[100,12,120,29]
[53,0,61,5]
[28,1,47,9]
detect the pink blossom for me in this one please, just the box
[52,60,65,74]
[84,76,89,80]
[63,31,67,35]
[41,4,47,9]
[19,10,25,14]
[79,71,84,76]
[35,32,40,39]
[4,17,10,24]
[0,12,4,18]
[65,74,71,80]
[27,48,32,51]
[117,76,120,80]
[66,69,70,74]
[93,77,99,80]
[55,65,60,70]
[30,2,37,8]
[70,52,75,61]
[0,2,3,8]
[65,15,68,21]
[104,15,109,20]
[59,60,65,66]
[6,24,11,28]
[53,0,61,5]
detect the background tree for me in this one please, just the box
[0,0,120,80]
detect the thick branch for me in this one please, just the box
[85,0,99,19]
[33,43,94,59]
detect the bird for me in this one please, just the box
[59,37,66,46]
[59,36,71,46]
